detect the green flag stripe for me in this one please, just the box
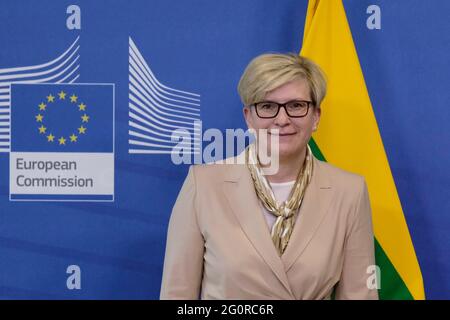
[308,137,414,300]
[375,239,414,299]
[308,137,326,161]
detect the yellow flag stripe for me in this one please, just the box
[301,0,424,299]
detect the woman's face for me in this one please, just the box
[243,79,321,161]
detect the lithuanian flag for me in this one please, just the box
[302,0,425,299]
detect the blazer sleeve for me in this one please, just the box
[160,165,204,299]
[335,178,379,300]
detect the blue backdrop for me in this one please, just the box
[0,0,449,299]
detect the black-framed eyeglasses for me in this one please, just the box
[252,100,314,118]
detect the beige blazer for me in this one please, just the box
[160,154,378,300]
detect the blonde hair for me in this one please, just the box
[237,53,327,107]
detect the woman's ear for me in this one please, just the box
[243,106,253,128]
[313,107,321,131]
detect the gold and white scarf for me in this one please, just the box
[246,143,313,255]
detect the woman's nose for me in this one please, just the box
[273,106,291,126]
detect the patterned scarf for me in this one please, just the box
[246,143,313,255]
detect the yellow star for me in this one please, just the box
[58,91,66,100]
[35,114,43,122]
[70,94,78,103]
[81,114,90,123]
[47,134,55,142]
[58,137,66,145]
[47,94,55,103]
[78,125,87,134]
[70,134,78,142]
[38,125,46,134]
[78,103,86,111]
[38,102,46,111]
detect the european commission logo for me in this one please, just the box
[9,83,115,201]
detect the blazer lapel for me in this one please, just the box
[281,157,334,271]
[222,163,294,296]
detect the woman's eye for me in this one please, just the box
[290,102,306,109]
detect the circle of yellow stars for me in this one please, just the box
[35,90,90,146]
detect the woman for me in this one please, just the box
[160,53,378,300]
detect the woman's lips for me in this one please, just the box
[268,132,296,136]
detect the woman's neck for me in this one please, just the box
[261,148,306,183]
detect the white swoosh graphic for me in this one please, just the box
[0,37,81,153]
[128,37,201,154]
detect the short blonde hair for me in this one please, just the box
[237,53,327,107]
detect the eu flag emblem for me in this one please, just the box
[11,83,113,152]
[10,83,114,201]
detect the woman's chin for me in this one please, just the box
[273,146,300,160]
[261,139,304,161]
[273,140,307,160]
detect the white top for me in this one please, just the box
[260,180,296,231]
